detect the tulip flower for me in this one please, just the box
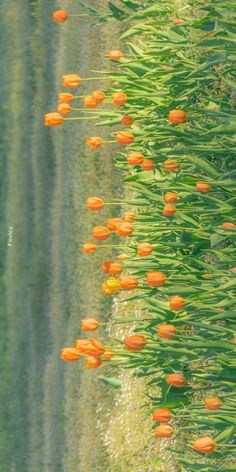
[152,408,172,423]
[120,276,138,290]
[92,90,105,104]
[81,318,100,332]
[172,18,184,25]
[106,277,121,292]
[61,347,80,361]
[58,92,74,104]
[123,213,136,223]
[103,350,114,359]
[121,115,134,126]
[137,243,153,257]
[155,425,174,438]
[127,152,144,166]
[52,10,68,23]
[115,222,133,237]
[107,218,123,231]
[87,197,105,211]
[146,271,166,287]
[141,159,154,171]
[163,204,176,217]
[84,95,97,108]
[164,192,178,203]
[157,324,177,339]
[112,92,127,106]
[82,242,97,254]
[163,159,179,171]
[62,73,81,88]
[87,137,103,149]
[166,373,186,387]
[169,295,185,310]
[109,50,123,61]
[44,112,63,127]
[86,355,102,368]
[116,131,134,145]
[101,261,112,273]
[57,103,72,115]
[204,398,222,410]
[93,226,110,241]
[196,182,211,192]
[124,334,146,351]
[108,262,123,275]
[117,253,129,261]
[221,222,236,230]
[168,109,187,125]
[192,437,216,454]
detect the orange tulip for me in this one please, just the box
[127,152,144,166]
[153,408,172,423]
[137,242,153,257]
[205,398,222,410]
[52,10,68,23]
[232,337,236,343]
[93,226,110,241]
[112,92,127,106]
[124,334,146,351]
[146,271,166,287]
[101,282,115,295]
[89,338,106,355]
[115,222,133,237]
[120,275,138,290]
[192,437,216,454]
[169,295,185,310]
[168,109,187,125]
[81,318,100,332]
[86,355,102,368]
[116,131,134,145]
[58,92,74,104]
[117,253,129,260]
[164,192,178,204]
[44,112,63,127]
[108,262,123,275]
[163,204,176,217]
[107,217,123,231]
[76,338,105,356]
[123,213,136,223]
[109,50,123,61]
[106,277,121,292]
[87,137,103,149]
[221,222,236,230]
[101,261,112,273]
[196,182,211,192]
[82,242,97,254]
[61,347,80,361]
[76,339,94,353]
[87,197,105,211]
[163,66,174,71]
[57,103,72,115]
[163,159,179,171]
[166,373,186,387]
[155,425,174,438]
[103,350,114,359]
[121,115,134,126]
[84,95,97,108]
[141,159,154,171]
[62,73,81,88]
[229,267,236,273]
[172,18,183,25]
[157,324,177,339]
[92,90,105,104]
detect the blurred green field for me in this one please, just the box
[0,1,121,471]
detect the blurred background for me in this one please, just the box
[0,1,121,471]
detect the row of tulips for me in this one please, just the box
[48,1,236,471]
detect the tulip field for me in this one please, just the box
[46,0,236,471]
